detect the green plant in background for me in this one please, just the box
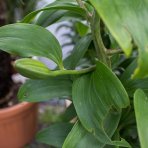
[0,0,148,147]
[4,0,37,24]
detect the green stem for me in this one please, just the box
[76,0,108,65]
[76,0,92,21]
[76,0,84,8]
[49,65,96,77]
[106,49,123,55]
[90,12,108,64]
[59,63,65,70]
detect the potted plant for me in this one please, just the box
[0,0,148,147]
[0,0,38,147]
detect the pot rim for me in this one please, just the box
[0,102,37,119]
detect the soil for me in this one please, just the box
[0,51,21,109]
[0,82,21,109]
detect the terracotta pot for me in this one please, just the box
[0,102,38,148]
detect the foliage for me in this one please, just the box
[0,0,148,147]
[0,0,37,107]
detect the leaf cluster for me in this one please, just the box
[0,0,148,147]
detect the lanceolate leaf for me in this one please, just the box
[75,22,89,37]
[35,10,67,27]
[120,60,148,97]
[64,35,92,69]
[36,123,73,147]
[22,2,86,23]
[0,23,63,68]
[36,10,83,27]
[15,58,51,79]
[72,61,130,147]
[125,78,148,98]
[89,0,148,78]
[63,121,130,148]
[18,76,72,102]
[134,89,148,148]
[93,62,129,109]
[61,104,77,122]
[35,5,83,27]
[63,122,101,148]
[120,59,137,82]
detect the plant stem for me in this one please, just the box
[76,1,108,65]
[106,49,123,55]
[76,0,84,8]
[76,0,92,21]
[90,12,108,65]
[59,63,65,70]
[49,65,96,77]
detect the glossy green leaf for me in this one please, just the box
[89,0,148,78]
[72,61,130,146]
[15,58,51,79]
[64,35,92,69]
[36,123,73,147]
[0,23,63,68]
[22,2,86,23]
[63,122,102,148]
[134,89,148,148]
[18,76,72,102]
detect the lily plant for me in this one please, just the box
[0,0,148,147]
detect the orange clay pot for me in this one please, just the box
[0,102,38,148]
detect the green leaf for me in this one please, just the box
[134,89,148,148]
[120,59,148,97]
[35,9,67,27]
[110,54,121,70]
[120,59,137,82]
[63,121,130,148]
[35,6,83,27]
[125,78,148,98]
[89,0,148,78]
[56,0,76,2]
[22,2,86,23]
[15,58,51,79]
[36,123,73,147]
[0,23,63,68]
[75,22,89,37]
[61,104,77,122]
[18,76,72,102]
[72,61,130,146]
[63,122,102,148]
[64,35,92,69]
